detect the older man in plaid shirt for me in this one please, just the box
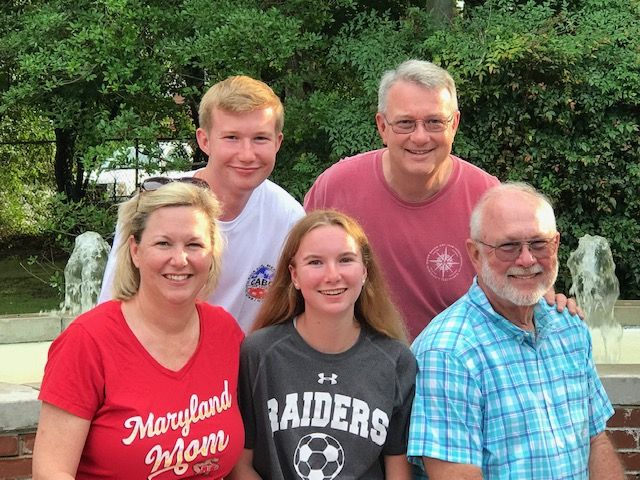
[408,182,624,480]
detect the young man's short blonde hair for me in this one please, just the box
[198,75,284,133]
[111,182,223,300]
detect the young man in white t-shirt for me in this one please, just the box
[99,76,304,331]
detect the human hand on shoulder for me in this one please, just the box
[544,289,585,319]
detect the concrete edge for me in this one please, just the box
[597,364,640,405]
[0,382,41,431]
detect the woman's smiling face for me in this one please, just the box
[289,225,367,320]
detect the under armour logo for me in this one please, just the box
[318,373,338,385]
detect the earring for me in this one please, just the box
[362,277,366,284]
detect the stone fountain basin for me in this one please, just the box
[1,301,639,403]
[0,313,74,384]
[591,300,640,363]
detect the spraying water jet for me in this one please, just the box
[568,234,623,363]
[60,231,110,316]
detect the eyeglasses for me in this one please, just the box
[383,113,455,134]
[475,236,558,262]
[139,176,209,192]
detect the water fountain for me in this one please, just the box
[60,231,111,316]
[1,231,110,386]
[1,231,111,436]
[568,234,624,363]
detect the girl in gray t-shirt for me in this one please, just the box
[229,210,417,480]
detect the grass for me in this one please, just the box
[0,254,68,315]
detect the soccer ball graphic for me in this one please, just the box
[293,433,345,480]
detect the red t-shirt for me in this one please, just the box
[39,300,244,479]
[305,149,499,339]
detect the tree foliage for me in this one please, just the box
[0,110,55,237]
[2,0,187,198]
[443,0,640,298]
[309,0,639,297]
[1,0,638,297]
[1,0,431,199]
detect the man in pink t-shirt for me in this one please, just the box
[305,60,579,339]
[305,59,499,339]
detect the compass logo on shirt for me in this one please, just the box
[245,264,275,301]
[426,244,462,281]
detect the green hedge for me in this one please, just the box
[3,0,638,297]
[275,0,640,298]
[443,0,640,297]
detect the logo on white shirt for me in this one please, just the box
[245,264,275,301]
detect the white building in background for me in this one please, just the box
[90,142,194,199]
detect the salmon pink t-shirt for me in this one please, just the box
[305,149,499,339]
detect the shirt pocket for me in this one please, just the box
[562,369,588,432]
[558,369,590,475]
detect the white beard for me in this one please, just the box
[480,259,558,307]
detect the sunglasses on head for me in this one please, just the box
[138,176,209,192]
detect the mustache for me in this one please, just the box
[506,264,544,276]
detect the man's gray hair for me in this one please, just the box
[470,182,556,239]
[378,59,459,113]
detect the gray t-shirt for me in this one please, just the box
[239,321,417,479]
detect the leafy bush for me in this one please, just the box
[435,0,640,298]
[283,0,639,298]
[41,192,118,253]
[0,113,56,238]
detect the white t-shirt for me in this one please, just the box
[98,177,304,331]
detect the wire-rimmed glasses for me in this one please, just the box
[474,236,558,262]
[382,113,455,134]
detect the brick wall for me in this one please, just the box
[0,429,35,480]
[1,408,639,479]
[608,406,640,480]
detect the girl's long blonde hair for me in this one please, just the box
[252,210,408,343]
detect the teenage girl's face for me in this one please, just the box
[289,225,367,320]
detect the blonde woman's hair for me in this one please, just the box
[111,182,223,300]
[198,75,284,133]
[252,210,408,343]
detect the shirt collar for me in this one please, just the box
[468,277,561,344]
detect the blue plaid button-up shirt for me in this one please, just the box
[408,278,613,479]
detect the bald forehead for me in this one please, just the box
[480,190,556,239]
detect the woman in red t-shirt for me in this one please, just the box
[33,179,244,479]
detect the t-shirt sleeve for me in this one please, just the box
[97,221,123,303]
[39,324,105,420]
[382,346,417,455]
[237,336,260,449]
[212,305,246,346]
[303,170,329,211]
[407,349,483,466]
